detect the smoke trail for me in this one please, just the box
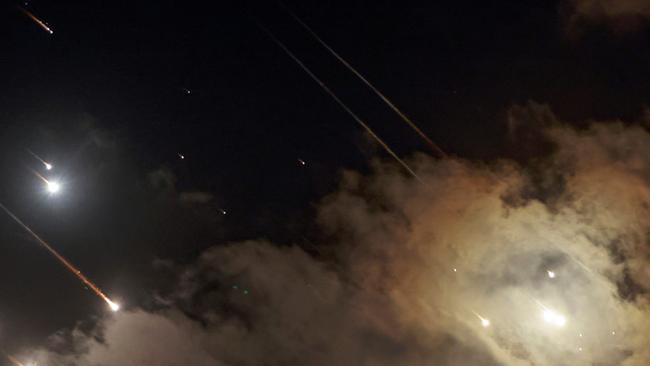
[0,202,119,311]
[279,3,446,158]
[257,23,424,184]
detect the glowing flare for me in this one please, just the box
[472,311,490,328]
[547,270,556,278]
[481,318,491,327]
[46,180,60,193]
[26,149,53,170]
[108,300,121,312]
[543,309,567,327]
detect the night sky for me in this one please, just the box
[0,1,649,365]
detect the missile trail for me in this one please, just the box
[279,3,446,158]
[29,169,60,193]
[30,169,48,184]
[17,6,53,35]
[258,23,424,183]
[0,202,119,311]
[26,149,52,170]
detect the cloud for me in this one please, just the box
[564,0,650,35]
[24,103,650,365]
[179,191,214,205]
[148,167,177,191]
[149,169,214,205]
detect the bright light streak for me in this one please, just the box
[26,149,53,170]
[543,309,567,327]
[280,3,447,158]
[17,6,53,34]
[547,270,556,278]
[0,202,119,310]
[258,23,425,184]
[6,355,26,366]
[472,311,490,328]
[46,180,60,193]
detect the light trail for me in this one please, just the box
[258,23,424,183]
[0,202,119,311]
[6,354,26,366]
[17,6,53,35]
[29,169,61,194]
[471,310,491,328]
[280,3,446,158]
[26,149,53,170]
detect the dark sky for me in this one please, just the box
[0,0,648,362]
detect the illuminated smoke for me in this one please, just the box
[26,104,650,365]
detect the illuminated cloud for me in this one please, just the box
[564,0,650,34]
[179,192,214,205]
[31,103,650,365]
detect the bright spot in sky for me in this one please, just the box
[547,270,556,278]
[108,300,120,312]
[46,180,60,194]
[44,162,52,170]
[543,309,567,327]
[452,268,457,272]
[481,318,490,327]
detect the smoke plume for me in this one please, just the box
[26,103,650,365]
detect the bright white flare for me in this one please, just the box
[543,309,567,327]
[108,300,120,312]
[44,162,52,170]
[472,311,490,328]
[46,181,60,193]
[547,270,556,278]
